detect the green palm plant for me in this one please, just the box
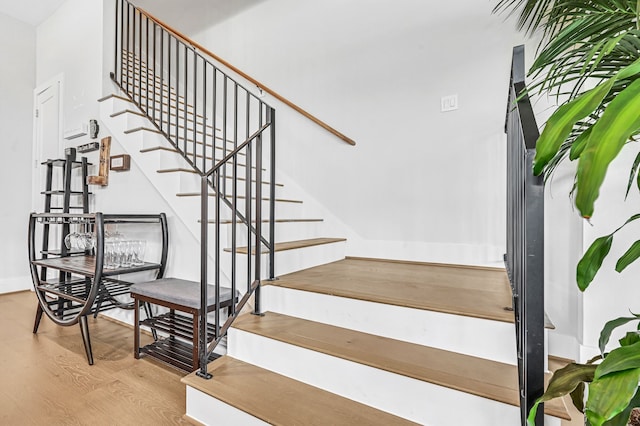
[494,1,640,425]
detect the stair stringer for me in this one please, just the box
[99,92,350,280]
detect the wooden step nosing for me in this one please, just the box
[231,313,570,420]
[182,356,418,425]
[156,168,283,187]
[176,192,302,204]
[226,238,346,254]
[140,146,256,168]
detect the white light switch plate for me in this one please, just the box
[441,94,458,112]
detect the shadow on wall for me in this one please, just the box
[131,0,267,34]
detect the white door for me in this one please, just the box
[32,79,62,211]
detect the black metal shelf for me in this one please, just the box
[41,190,92,196]
[140,311,216,342]
[28,211,169,366]
[140,337,220,373]
[32,255,162,278]
[41,159,93,168]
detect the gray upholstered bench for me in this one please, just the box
[130,278,237,372]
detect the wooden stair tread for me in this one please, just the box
[225,237,346,254]
[267,257,514,323]
[140,146,255,166]
[231,312,570,420]
[207,218,323,225]
[182,356,417,425]
[111,106,225,140]
[176,191,302,203]
[156,168,283,187]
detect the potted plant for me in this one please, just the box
[494,1,640,425]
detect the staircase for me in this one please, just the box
[183,258,569,425]
[97,2,570,425]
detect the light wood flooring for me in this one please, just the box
[0,291,189,425]
[183,356,417,425]
[231,311,569,420]
[269,257,515,323]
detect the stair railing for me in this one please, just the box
[112,0,276,378]
[504,45,545,426]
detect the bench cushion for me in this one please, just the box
[130,278,236,310]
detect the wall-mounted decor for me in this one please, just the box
[89,119,100,139]
[63,124,88,140]
[77,141,100,153]
[110,154,130,171]
[87,136,111,186]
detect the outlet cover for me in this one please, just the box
[441,94,458,112]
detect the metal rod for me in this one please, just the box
[268,108,276,280]
[114,0,120,84]
[193,53,198,170]
[197,174,210,379]
[202,61,207,173]
[137,8,141,106]
[152,22,156,122]
[215,171,221,341]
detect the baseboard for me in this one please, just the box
[548,331,580,362]
[0,276,31,295]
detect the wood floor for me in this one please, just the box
[0,291,189,425]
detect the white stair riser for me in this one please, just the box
[176,170,278,196]
[185,387,266,426]
[262,285,518,365]
[218,240,345,280]
[105,96,238,147]
[175,194,302,220]
[227,329,560,426]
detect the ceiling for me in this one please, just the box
[0,0,66,26]
[0,0,264,30]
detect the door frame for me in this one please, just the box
[32,74,64,210]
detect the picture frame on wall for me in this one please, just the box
[110,154,130,171]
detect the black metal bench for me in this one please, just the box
[131,278,236,372]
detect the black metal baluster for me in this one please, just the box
[231,83,238,316]
[184,46,189,164]
[268,107,276,280]
[167,29,172,140]
[151,23,156,122]
[193,54,198,170]
[212,69,217,171]
[144,15,149,115]
[137,8,141,106]
[215,171,221,343]
[202,61,207,173]
[245,93,252,296]
[198,173,210,379]
[222,77,228,197]
[114,0,120,84]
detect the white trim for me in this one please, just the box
[0,276,32,294]
[32,74,64,210]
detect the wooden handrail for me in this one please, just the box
[136,6,356,146]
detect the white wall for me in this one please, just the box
[0,12,36,292]
[141,0,530,266]
[36,0,103,136]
